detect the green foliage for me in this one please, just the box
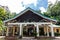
[33,30,38,37]
[54,32,60,36]
[0,7,17,21]
[44,1,60,21]
[0,7,6,20]
[0,20,6,30]
[0,7,17,35]
[0,7,10,20]
[10,12,17,18]
[0,20,6,35]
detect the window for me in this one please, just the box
[56,29,59,33]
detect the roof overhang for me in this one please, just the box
[49,24,60,27]
[4,7,57,23]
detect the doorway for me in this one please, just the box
[39,27,44,36]
[23,24,36,37]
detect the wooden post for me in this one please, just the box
[47,26,49,37]
[51,27,54,37]
[36,24,39,37]
[6,27,9,36]
[51,23,54,37]
[20,24,22,36]
[13,27,15,36]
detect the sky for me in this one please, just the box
[0,0,59,13]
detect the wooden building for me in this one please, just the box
[4,7,60,37]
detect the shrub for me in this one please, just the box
[54,32,60,36]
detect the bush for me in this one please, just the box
[33,30,37,38]
[54,32,60,36]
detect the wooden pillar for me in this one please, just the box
[47,26,49,37]
[13,27,15,36]
[16,27,18,34]
[59,28,60,33]
[44,26,46,36]
[6,27,9,36]
[20,24,22,36]
[51,27,54,37]
[36,24,39,37]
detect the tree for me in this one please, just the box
[0,6,17,35]
[0,7,11,35]
[44,1,60,21]
[0,20,6,35]
[0,7,5,20]
[10,12,17,18]
[0,7,17,21]
[0,7,10,21]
